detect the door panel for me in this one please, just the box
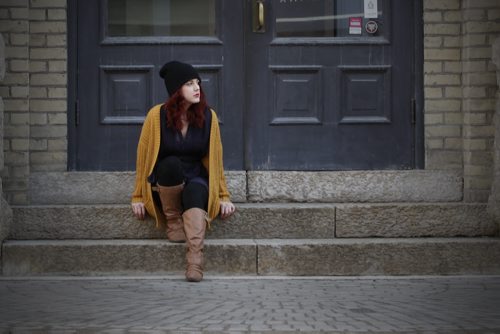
[246,0,415,170]
[74,0,243,171]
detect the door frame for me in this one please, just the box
[67,0,424,171]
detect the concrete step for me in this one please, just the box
[10,203,497,240]
[2,238,500,276]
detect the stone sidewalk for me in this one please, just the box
[0,276,499,333]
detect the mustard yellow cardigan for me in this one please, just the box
[131,104,231,227]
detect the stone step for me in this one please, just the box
[10,203,497,240]
[29,170,462,204]
[2,238,500,276]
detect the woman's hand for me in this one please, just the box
[220,201,235,219]
[132,202,146,220]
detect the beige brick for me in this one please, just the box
[31,73,66,85]
[4,99,28,112]
[443,11,462,22]
[463,47,492,60]
[29,87,47,98]
[425,99,461,112]
[463,125,495,137]
[464,189,490,203]
[48,87,66,98]
[4,152,28,165]
[4,124,29,138]
[47,8,66,20]
[0,20,28,33]
[443,36,460,47]
[30,21,66,33]
[48,60,66,72]
[10,192,28,205]
[444,138,462,150]
[0,9,9,19]
[10,113,29,125]
[464,99,496,112]
[47,138,66,151]
[462,72,497,85]
[10,59,28,72]
[29,8,46,21]
[444,112,462,124]
[462,87,487,98]
[30,47,66,60]
[424,0,460,10]
[424,23,461,35]
[426,138,444,149]
[29,60,48,72]
[1,73,28,85]
[0,87,11,98]
[463,139,487,151]
[10,7,28,19]
[425,48,460,61]
[462,34,487,47]
[10,33,28,46]
[48,113,66,124]
[11,86,28,98]
[424,11,442,22]
[30,152,66,165]
[463,0,500,9]
[47,34,66,47]
[11,165,29,178]
[30,99,67,112]
[5,46,28,59]
[463,9,487,21]
[464,21,500,34]
[30,139,48,151]
[462,60,487,73]
[424,113,444,124]
[424,36,442,48]
[464,177,493,190]
[30,125,67,138]
[11,139,29,151]
[443,61,462,73]
[425,87,443,98]
[30,0,67,8]
[29,34,46,47]
[488,9,500,20]
[425,74,461,85]
[425,125,461,137]
[424,61,443,73]
[30,113,47,125]
[425,150,463,169]
[445,87,462,98]
[463,112,487,125]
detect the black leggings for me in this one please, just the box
[155,156,208,211]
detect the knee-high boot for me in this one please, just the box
[157,184,186,242]
[182,207,207,282]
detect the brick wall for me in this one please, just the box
[0,0,67,204]
[424,0,500,202]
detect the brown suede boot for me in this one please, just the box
[182,207,207,282]
[157,183,186,242]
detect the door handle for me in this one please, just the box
[253,0,265,33]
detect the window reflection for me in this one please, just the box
[108,0,216,37]
[275,0,382,38]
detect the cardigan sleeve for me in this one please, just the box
[212,113,231,202]
[131,111,153,203]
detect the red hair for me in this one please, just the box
[165,88,207,131]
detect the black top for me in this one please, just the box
[157,105,211,187]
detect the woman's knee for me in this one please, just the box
[183,182,208,211]
[156,156,183,186]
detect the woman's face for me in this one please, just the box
[181,78,201,105]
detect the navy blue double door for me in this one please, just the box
[71,0,421,171]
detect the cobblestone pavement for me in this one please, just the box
[0,276,499,333]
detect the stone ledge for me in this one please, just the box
[3,238,499,276]
[256,238,500,276]
[336,203,497,237]
[29,171,246,204]
[28,170,464,204]
[248,170,463,202]
[10,203,336,240]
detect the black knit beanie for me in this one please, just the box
[159,61,201,96]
